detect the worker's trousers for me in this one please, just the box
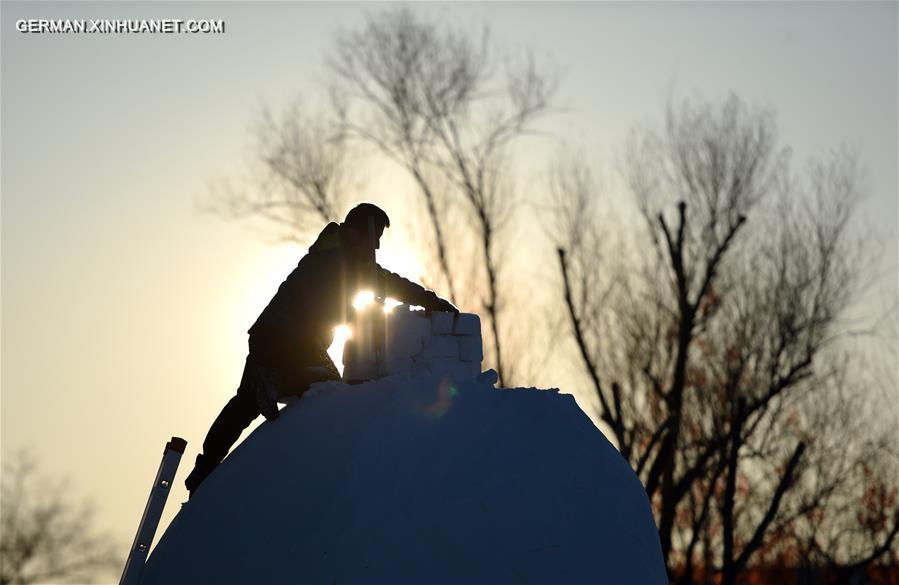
[201,333,340,465]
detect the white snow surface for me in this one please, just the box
[141,374,667,584]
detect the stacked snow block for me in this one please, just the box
[383,307,431,375]
[342,304,483,384]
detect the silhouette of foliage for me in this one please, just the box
[203,97,349,242]
[551,94,898,582]
[211,6,557,386]
[327,7,556,386]
[0,452,120,585]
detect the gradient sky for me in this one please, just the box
[2,1,896,555]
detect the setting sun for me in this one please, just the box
[234,237,429,378]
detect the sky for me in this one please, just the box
[2,0,896,561]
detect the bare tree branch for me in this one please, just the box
[0,452,121,585]
[547,93,893,581]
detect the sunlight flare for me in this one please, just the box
[352,290,375,310]
[327,324,354,376]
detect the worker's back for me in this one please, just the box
[248,222,357,349]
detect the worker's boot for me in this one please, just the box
[185,453,218,499]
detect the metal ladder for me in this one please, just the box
[120,437,187,585]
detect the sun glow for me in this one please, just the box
[327,324,353,376]
[353,290,375,310]
[377,237,425,284]
[334,324,352,340]
[242,235,429,379]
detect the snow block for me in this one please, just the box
[344,305,485,394]
[341,339,362,368]
[429,358,476,382]
[385,357,413,375]
[343,321,381,364]
[457,335,483,362]
[430,311,454,335]
[423,335,459,359]
[342,360,378,383]
[453,312,481,336]
[388,308,430,339]
[410,361,432,377]
[384,328,425,362]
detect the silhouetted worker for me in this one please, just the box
[185,203,457,497]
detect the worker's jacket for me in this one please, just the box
[248,222,443,358]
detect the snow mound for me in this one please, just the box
[141,374,667,584]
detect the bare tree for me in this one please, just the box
[327,7,465,302]
[328,6,556,385]
[551,94,898,581]
[204,7,555,386]
[204,97,349,242]
[784,373,899,583]
[0,452,121,585]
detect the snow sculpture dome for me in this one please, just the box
[141,310,667,584]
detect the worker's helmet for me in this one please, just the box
[343,202,391,234]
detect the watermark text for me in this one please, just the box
[16,19,225,34]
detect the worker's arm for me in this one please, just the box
[378,266,458,313]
